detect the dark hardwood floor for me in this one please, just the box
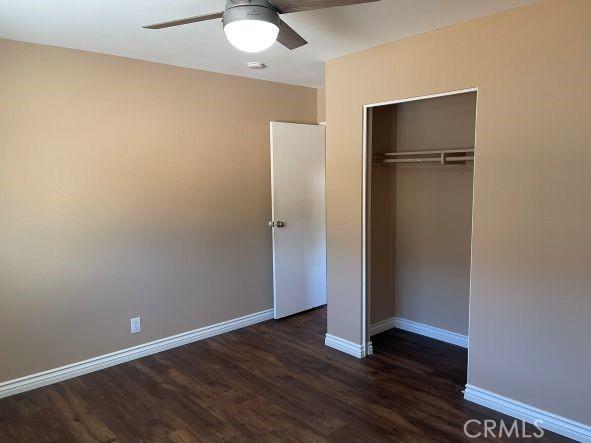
[0,307,569,442]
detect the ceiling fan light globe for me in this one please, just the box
[224,20,279,53]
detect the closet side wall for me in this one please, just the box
[369,106,398,324]
[395,93,476,335]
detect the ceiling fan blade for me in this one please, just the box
[143,12,224,29]
[277,19,308,50]
[271,0,379,14]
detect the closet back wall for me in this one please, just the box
[0,38,317,383]
[370,93,475,335]
[395,93,475,335]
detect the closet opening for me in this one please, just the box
[362,89,477,368]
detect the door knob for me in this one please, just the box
[275,221,285,228]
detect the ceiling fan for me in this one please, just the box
[144,0,380,53]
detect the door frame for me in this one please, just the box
[361,87,479,356]
[270,122,279,318]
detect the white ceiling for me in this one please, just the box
[0,0,538,87]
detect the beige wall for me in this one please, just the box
[368,106,397,324]
[395,93,475,335]
[326,0,591,425]
[0,38,317,382]
[369,93,475,333]
[317,87,326,122]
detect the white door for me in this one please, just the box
[270,122,326,319]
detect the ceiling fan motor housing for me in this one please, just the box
[223,0,280,28]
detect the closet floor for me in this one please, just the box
[0,307,568,442]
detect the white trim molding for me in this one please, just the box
[370,317,398,336]
[0,309,274,400]
[370,316,469,348]
[464,384,591,442]
[325,334,366,358]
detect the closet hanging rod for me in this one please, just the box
[380,155,474,164]
[378,148,474,157]
[374,148,475,166]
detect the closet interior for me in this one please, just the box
[367,91,477,351]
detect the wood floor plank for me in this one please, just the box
[0,307,571,442]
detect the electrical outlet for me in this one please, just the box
[130,316,141,334]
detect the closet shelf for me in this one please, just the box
[374,148,474,166]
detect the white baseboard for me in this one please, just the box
[0,308,274,400]
[370,317,398,336]
[324,334,366,358]
[464,384,591,442]
[370,316,469,348]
